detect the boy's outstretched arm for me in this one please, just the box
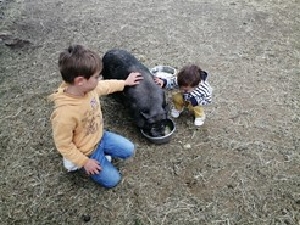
[124,72,143,86]
[96,72,143,96]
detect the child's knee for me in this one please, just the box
[103,172,121,188]
[116,138,135,158]
[91,167,122,188]
[121,140,135,158]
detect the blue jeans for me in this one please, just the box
[88,131,134,188]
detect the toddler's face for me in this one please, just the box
[180,85,196,92]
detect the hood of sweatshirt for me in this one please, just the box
[48,82,88,108]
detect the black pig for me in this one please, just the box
[101,49,169,137]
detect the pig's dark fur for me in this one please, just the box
[101,49,169,137]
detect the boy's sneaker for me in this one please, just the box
[171,108,183,118]
[194,117,205,126]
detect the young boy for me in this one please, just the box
[154,64,212,126]
[49,45,142,188]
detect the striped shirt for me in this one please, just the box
[161,76,213,106]
[189,80,212,106]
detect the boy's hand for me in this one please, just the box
[125,72,143,86]
[84,158,101,175]
[154,77,164,87]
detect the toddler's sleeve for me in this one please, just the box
[189,81,212,106]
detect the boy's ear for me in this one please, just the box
[74,77,85,85]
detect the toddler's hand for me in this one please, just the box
[125,72,143,86]
[189,96,199,107]
[154,77,164,87]
[84,158,101,175]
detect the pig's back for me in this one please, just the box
[102,49,148,80]
[127,75,163,112]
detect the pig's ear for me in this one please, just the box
[141,112,150,119]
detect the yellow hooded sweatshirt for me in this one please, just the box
[49,80,125,167]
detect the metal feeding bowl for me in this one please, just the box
[150,66,177,90]
[140,119,176,145]
[150,66,177,79]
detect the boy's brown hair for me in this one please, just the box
[177,64,202,87]
[58,45,102,84]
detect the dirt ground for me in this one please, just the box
[1,0,299,224]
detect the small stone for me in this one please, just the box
[227,184,234,189]
[0,33,13,40]
[184,144,191,149]
[82,214,90,222]
[4,38,30,47]
[138,55,146,62]
[282,208,289,214]
[276,174,287,180]
[292,193,300,204]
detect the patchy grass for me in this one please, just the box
[1,0,299,224]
